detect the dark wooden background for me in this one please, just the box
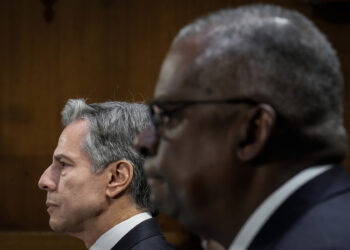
[0,0,349,249]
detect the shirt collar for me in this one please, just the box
[228,165,332,250]
[89,212,152,250]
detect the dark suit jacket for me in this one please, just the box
[111,218,174,250]
[248,165,350,250]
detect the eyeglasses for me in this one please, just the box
[148,97,258,136]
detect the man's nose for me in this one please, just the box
[135,126,159,157]
[38,165,57,191]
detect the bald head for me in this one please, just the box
[135,5,349,246]
[168,4,347,162]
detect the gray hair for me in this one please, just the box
[172,4,347,160]
[61,99,153,212]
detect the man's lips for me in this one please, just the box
[46,201,58,207]
[145,170,166,184]
[46,201,59,212]
[144,162,167,190]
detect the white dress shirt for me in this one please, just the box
[90,212,152,250]
[228,165,332,250]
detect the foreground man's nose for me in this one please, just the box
[135,127,159,157]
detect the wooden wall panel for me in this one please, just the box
[0,0,349,248]
[0,232,85,250]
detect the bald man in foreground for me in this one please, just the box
[136,4,350,250]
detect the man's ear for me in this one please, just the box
[106,160,134,199]
[237,104,276,162]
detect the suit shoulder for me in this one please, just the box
[130,234,175,250]
[275,191,350,249]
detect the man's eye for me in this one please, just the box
[59,161,67,167]
[162,114,171,125]
[162,112,183,129]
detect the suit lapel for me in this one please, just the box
[248,165,350,250]
[111,218,162,250]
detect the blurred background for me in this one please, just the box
[0,0,349,249]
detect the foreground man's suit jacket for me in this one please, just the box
[111,218,174,250]
[248,165,350,250]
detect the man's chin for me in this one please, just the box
[49,218,72,233]
[155,199,180,218]
[148,184,180,218]
[50,222,64,232]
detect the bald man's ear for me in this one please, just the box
[237,104,276,162]
[106,160,134,199]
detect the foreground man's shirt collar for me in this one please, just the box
[229,164,332,250]
[89,212,152,250]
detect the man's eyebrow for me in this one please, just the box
[54,154,75,164]
[152,94,182,103]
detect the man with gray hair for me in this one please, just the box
[39,99,173,249]
[135,4,350,250]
